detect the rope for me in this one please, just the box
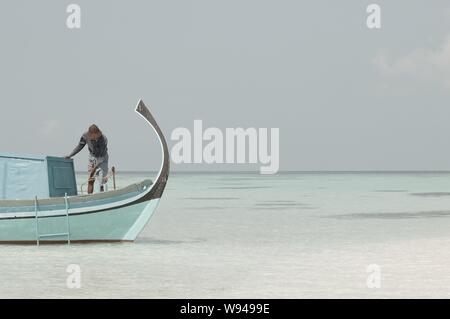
[80,166,116,194]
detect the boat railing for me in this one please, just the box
[79,166,117,195]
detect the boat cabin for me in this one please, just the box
[0,154,77,200]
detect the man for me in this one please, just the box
[66,124,109,193]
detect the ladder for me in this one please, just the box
[34,193,71,246]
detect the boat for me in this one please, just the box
[0,100,169,244]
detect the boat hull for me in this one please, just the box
[0,198,160,244]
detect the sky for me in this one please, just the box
[0,0,450,172]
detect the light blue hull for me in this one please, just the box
[0,199,160,244]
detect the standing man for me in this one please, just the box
[66,124,109,193]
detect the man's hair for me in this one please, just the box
[88,124,101,135]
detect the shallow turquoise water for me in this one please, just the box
[2,172,450,298]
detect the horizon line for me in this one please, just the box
[75,169,450,174]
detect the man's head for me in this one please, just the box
[88,124,102,140]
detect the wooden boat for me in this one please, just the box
[0,100,169,244]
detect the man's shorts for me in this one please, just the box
[88,155,109,184]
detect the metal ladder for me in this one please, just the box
[34,193,71,246]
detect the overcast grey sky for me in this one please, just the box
[0,0,450,171]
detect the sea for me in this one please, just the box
[1,172,450,298]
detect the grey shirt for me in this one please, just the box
[69,132,108,158]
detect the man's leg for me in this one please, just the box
[87,156,97,194]
[98,157,109,192]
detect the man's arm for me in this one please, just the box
[66,135,87,158]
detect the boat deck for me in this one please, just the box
[0,179,153,213]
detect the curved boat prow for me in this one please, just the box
[135,99,170,200]
[122,100,170,241]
